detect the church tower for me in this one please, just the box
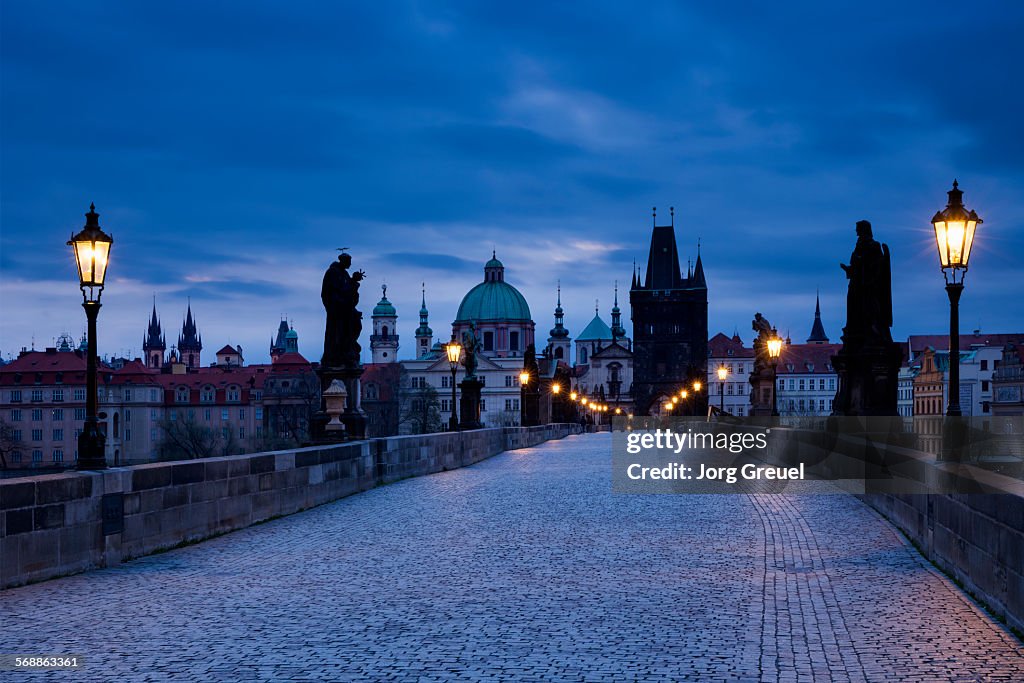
[414,284,433,359]
[610,281,626,343]
[142,299,166,368]
[806,293,829,344]
[177,302,203,369]
[630,207,708,414]
[546,282,571,362]
[370,284,399,364]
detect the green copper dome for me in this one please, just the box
[372,285,396,317]
[455,281,531,322]
[455,254,531,322]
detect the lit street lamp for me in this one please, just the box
[717,365,728,415]
[931,180,982,417]
[445,336,462,431]
[767,330,783,417]
[68,203,113,470]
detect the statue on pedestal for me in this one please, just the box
[832,221,902,416]
[321,250,365,369]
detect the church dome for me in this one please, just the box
[455,253,532,322]
[372,285,396,317]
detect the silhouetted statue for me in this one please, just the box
[321,251,365,368]
[461,322,482,379]
[832,220,901,416]
[840,220,893,346]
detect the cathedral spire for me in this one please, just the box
[806,291,829,344]
[143,296,166,368]
[415,282,433,358]
[611,281,625,341]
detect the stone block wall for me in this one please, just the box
[1,424,582,589]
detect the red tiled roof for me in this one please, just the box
[215,344,241,355]
[907,333,1024,356]
[361,363,402,402]
[0,350,92,386]
[708,332,754,358]
[269,352,311,371]
[776,343,842,375]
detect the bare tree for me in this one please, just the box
[156,415,235,461]
[400,385,443,435]
[0,417,26,469]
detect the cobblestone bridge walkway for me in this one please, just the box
[3,433,1023,681]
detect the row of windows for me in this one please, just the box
[7,388,88,403]
[777,378,836,392]
[174,386,244,403]
[168,407,259,421]
[712,362,749,374]
[783,399,833,412]
[8,449,73,464]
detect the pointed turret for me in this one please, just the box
[692,250,706,289]
[177,301,202,369]
[143,298,166,368]
[414,283,433,359]
[546,281,571,362]
[806,292,829,344]
[610,281,626,341]
[642,224,683,289]
[270,318,291,357]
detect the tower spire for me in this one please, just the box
[806,291,829,344]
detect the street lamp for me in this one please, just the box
[445,336,462,431]
[717,365,728,415]
[68,203,113,470]
[932,180,982,417]
[767,330,783,417]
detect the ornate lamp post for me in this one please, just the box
[445,336,462,431]
[519,370,532,426]
[767,331,783,417]
[717,365,728,415]
[68,203,113,470]
[931,180,982,417]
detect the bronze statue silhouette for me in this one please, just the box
[840,220,893,346]
[321,251,365,368]
[461,322,482,379]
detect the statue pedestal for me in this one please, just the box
[459,378,484,430]
[831,343,903,417]
[311,365,367,442]
[749,368,776,417]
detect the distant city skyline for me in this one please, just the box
[2,3,1022,362]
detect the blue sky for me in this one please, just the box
[2,1,1022,363]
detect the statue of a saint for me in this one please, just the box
[840,220,893,346]
[321,251,366,368]
[461,322,482,379]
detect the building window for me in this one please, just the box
[53,429,63,441]
[819,400,826,411]
[227,387,240,402]
[727,384,734,395]
[176,387,189,403]
[11,409,21,422]
[480,400,486,411]
[239,427,245,439]
[11,451,21,463]
[255,407,263,421]
[819,379,826,390]
[981,380,989,392]
[483,331,494,351]
[221,409,229,421]
[505,399,513,411]
[828,378,835,390]
[32,450,42,463]
[53,389,64,402]
[12,429,22,442]
[252,391,262,401]
[204,408,212,421]
[239,408,245,420]
[31,429,42,442]
[980,360,988,371]
[982,401,990,413]
[201,386,216,403]
[505,375,515,388]
[440,399,450,412]
[53,408,64,421]
[151,428,157,441]
[170,410,177,422]
[10,390,22,403]
[125,429,131,442]
[31,389,43,402]
[31,409,42,421]
[441,376,450,389]
[510,331,520,351]
[124,389,132,402]
[798,379,805,391]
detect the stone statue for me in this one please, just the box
[832,220,901,416]
[840,220,893,347]
[751,313,774,366]
[321,251,365,368]
[461,322,481,379]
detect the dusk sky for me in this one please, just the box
[2,2,1022,364]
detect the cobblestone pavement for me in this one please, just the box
[3,433,1023,681]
